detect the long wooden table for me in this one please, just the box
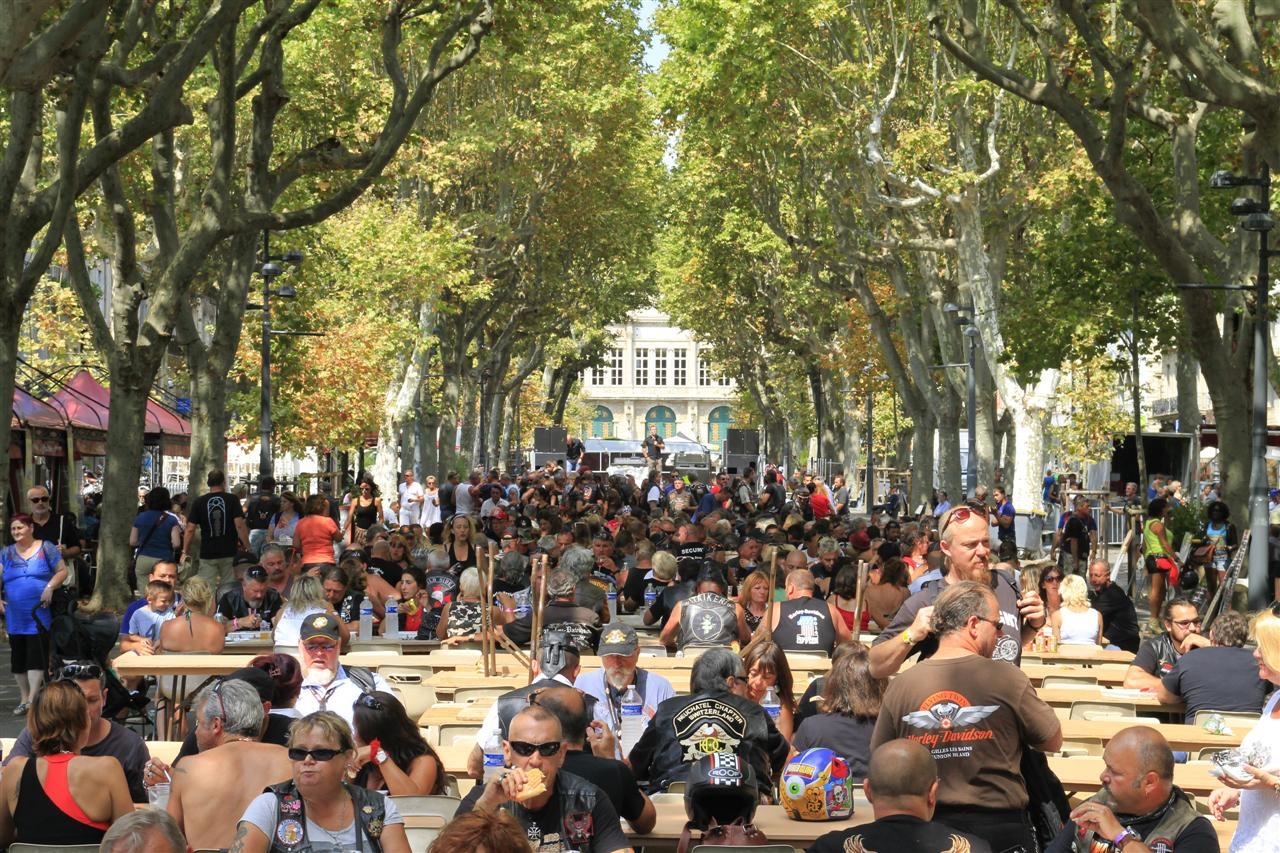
[1050,756,1223,798]
[1022,646,1136,666]
[1059,718,1250,752]
[1036,686,1182,714]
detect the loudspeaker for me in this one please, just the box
[531,452,563,469]
[725,428,759,456]
[534,427,567,453]
[724,454,758,476]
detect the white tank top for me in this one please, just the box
[1233,690,1280,853]
[1057,607,1099,644]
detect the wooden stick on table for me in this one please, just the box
[763,550,778,637]
[487,541,499,674]
[851,559,868,636]
[478,546,493,677]
[529,554,548,683]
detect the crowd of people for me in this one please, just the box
[1,460,1278,850]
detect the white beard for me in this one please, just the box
[605,670,634,692]
[306,665,336,686]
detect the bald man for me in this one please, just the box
[1047,726,1217,853]
[809,739,991,853]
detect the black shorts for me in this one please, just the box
[9,633,46,673]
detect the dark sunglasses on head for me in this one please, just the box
[58,663,102,681]
[357,693,383,711]
[245,567,268,581]
[508,740,562,757]
[288,747,343,762]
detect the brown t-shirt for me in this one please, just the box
[871,654,1060,810]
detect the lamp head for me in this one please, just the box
[1230,197,1266,216]
[283,250,303,264]
[261,262,283,277]
[1242,212,1276,233]
[942,302,960,313]
[1210,170,1241,189]
[275,283,297,299]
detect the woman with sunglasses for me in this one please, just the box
[1208,607,1280,851]
[234,710,410,853]
[267,492,303,546]
[1037,567,1065,622]
[343,477,383,548]
[350,690,444,796]
[0,680,132,847]
[1,513,69,714]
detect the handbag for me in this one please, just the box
[676,819,770,853]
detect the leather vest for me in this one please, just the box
[679,593,737,647]
[266,780,386,852]
[1072,788,1201,853]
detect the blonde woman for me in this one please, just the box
[735,570,771,640]
[1050,574,1103,646]
[158,577,225,654]
[1208,608,1280,851]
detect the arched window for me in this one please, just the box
[707,406,732,450]
[645,405,677,438]
[590,405,614,439]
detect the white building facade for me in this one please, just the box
[579,308,738,450]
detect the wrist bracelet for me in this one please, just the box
[901,629,914,646]
[1112,827,1140,848]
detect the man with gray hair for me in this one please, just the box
[164,679,292,850]
[629,647,788,793]
[99,808,187,853]
[503,567,603,652]
[561,545,610,622]
[873,580,1062,853]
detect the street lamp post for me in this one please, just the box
[1209,165,1274,610]
[865,387,874,512]
[250,230,306,482]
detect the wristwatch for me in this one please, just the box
[1112,827,1141,848]
[374,748,389,766]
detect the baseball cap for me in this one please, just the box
[597,623,639,656]
[233,551,258,568]
[299,613,341,644]
[848,531,872,552]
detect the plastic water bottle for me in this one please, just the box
[359,599,374,640]
[482,732,504,783]
[606,583,618,614]
[384,598,398,635]
[762,685,781,720]
[619,684,645,755]
[644,584,657,609]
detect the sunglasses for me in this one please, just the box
[29,496,50,503]
[939,500,991,537]
[303,642,338,654]
[288,747,343,762]
[245,568,268,581]
[58,663,102,681]
[1042,575,1063,584]
[508,740,562,757]
[208,679,228,723]
[357,693,383,711]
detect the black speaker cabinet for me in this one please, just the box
[534,427,567,453]
[724,454,758,476]
[725,428,759,456]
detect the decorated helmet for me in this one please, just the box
[779,748,855,821]
[683,752,759,830]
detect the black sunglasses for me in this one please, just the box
[288,747,343,762]
[245,567,268,581]
[508,740,562,757]
[357,693,383,711]
[28,496,50,503]
[58,663,102,682]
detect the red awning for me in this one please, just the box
[46,370,110,431]
[11,386,66,430]
[45,370,191,437]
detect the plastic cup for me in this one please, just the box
[147,782,170,809]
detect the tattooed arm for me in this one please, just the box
[227,821,270,853]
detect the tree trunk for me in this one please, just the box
[937,393,963,501]
[1176,348,1201,433]
[0,311,23,521]
[95,377,152,611]
[975,361,998,487]
[908,405,936,512]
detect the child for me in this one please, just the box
[126,579,177,645]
